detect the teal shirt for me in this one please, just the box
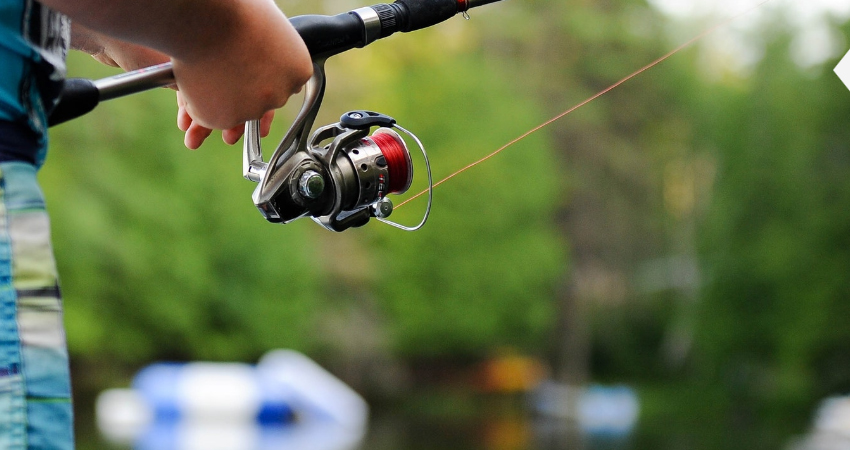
[0,0,69,165]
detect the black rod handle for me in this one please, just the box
[48,78,100,127]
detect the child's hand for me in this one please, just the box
[64,0,312,149]
[177,92,276,149]
[168,0,311,132]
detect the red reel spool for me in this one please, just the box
[370,129,413,195]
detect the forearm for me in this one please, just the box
[44,0,242,61]
[70,22,172,70]
[69,22,100,54]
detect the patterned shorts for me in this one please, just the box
[0,162,73,449]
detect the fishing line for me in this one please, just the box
[397,0,775,209]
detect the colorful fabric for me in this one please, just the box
[0,0,70,166]
[0,161,73,450]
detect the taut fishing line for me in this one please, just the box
[397,0,776,210]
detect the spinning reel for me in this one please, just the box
[243,63,432,232]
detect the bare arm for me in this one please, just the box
[49,0,312,131]
[70,23,170,70]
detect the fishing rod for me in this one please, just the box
[50,0,503,232]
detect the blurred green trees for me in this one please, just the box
[44,4,565,383]
[692,17,850,428]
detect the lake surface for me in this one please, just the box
[75,392,817,450]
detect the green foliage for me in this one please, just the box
[44,27,565,372]
[694,21,850,405]
[368,50,565,356]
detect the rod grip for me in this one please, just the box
[48,78,100,127]
[392,0,458,32]
[290,12,364,59]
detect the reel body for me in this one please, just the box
[244,63,431,232]
[254,114,414,231]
